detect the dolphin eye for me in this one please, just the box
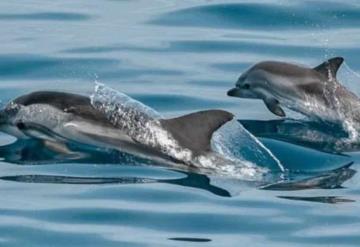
[243,84,250,89]
[16,122,25,130]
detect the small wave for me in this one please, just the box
[0,12,92,21]
[149,2,360,30]
[0,54,119,80]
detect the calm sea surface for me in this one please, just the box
[0,1,360,246]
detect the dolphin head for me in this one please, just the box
[227,67,263,99]
[227,61,305,100]
[227,57,345,118]
[227,62,289,116]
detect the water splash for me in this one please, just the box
[326,63,360,142]
[91,82,161,119]
[339,62,360,98]
[90,83,281,180]
[212,119,284,172]
[283,62,360,144]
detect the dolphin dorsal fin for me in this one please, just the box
[160,110,233,155]
[313,57,344,80]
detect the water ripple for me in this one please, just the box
[133,94,232,111]
[0,54,182,81]
[150,2,360,30]
[0,12,92,21]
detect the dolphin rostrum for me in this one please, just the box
[0,91,233,168]
[227,57,360,127]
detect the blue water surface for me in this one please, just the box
[1,0,360,246]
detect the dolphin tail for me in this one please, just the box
[160,110,234,155]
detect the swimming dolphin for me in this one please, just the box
[227,57,360,125]
[0,91,233,167]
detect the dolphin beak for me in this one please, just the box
[227,88,241,97]
[227,87,258,99]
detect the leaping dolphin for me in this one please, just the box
[227,57,360,126]
[0,91,233,169]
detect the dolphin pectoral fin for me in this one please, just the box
[44,140,72,154]
[313,57,344,79]
[16,122,67,142]
[160,110,234,155]
[264,98,285,117]
[15,122,75,155]
[43,140,86,160]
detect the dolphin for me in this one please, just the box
[0,91,234,168]
[227,57,360,125]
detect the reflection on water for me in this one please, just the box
[240,119,359,153]
[262,162,356,191]
[0,174,155,185]
[168,237,212,242]
[278,196,355,204]
[0,137,355,198]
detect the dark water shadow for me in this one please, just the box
[168,237,211,242]
[0,171,232,198]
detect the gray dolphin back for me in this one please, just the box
[12,91,111,124]
[14,91,90,108]
[160,110,233,155]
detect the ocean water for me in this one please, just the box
[0,0,360,246]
